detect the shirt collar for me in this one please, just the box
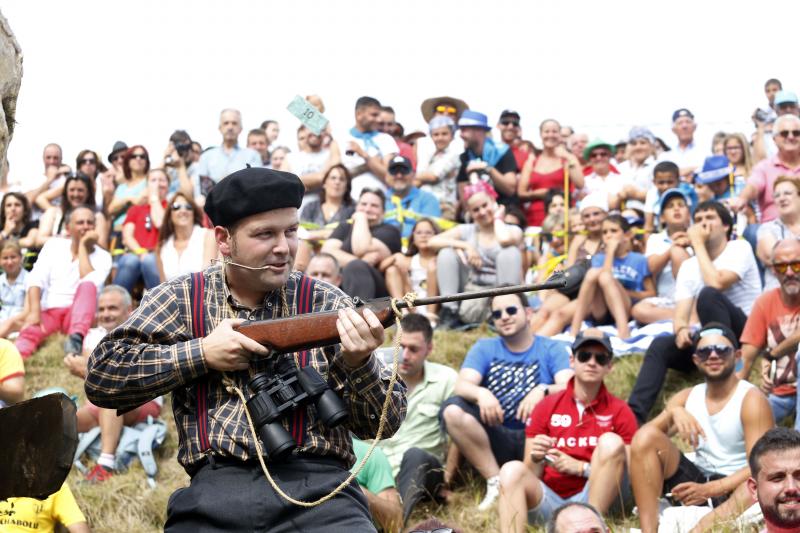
[565,377,610,408]
[214,262,279,312]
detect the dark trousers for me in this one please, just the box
[396,448,444,524]
[628,287,748,424]
[341,259,389,300]
[165,457,376,533]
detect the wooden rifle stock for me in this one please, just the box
[235,277,566,354]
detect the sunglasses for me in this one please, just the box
[491,306,519,320]
[695,344,734,361]
[777,130,800,139]
[171,202,193,211]
[79,158,97,165]
[576,350,612,365]
[130,153,148,160]
[773,261,800,274]
[589,151,610,159]
[111,153,125,162]
[435,105,457,115]
[500,120,520,127]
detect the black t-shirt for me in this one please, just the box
[456,149,519,206]
[330,221,402,255]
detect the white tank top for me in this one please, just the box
[160,225,206,281]
[684,380,754,476]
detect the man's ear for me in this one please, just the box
[215,226,231,256]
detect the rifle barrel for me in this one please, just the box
[394,278,566,309]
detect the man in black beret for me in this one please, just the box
[86,166,407,532]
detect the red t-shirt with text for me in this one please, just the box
[526,378,638,497]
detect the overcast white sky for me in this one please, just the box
[4,0,799,186]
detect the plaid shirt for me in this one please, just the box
[86,264,407,469]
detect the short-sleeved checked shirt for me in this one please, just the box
[86,264,407,469]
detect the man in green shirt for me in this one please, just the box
[351,438,402,532]
[377,314,457,524]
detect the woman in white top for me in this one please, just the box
[380,217,440,321]
[156,193,217,282]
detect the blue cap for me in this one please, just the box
[672,108,695,122]
[694,155,731,185]
[775,91,799,106]
[457,110,491,131]
[658,188,689,214]
[628,126,655,144]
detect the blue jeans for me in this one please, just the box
[113,252,160,292]
[768,393,800,429]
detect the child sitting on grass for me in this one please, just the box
[570,215,655,339]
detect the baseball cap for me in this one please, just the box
[672,108,695,122]
[572,328,613,354]
[775,91,799,106]
[658,188,689,214]
[499,109,521,121]
[388,155,412,174]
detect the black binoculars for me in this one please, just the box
[245,366,348,460]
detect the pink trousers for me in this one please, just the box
[16,282,97,358]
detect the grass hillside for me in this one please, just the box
[24,326,762,532]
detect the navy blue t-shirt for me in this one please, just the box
[462,336,570,429]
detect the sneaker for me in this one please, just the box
[437,307,463,330]
[478,476,500,511]
[84,463,113,483]
[64,333,84,356]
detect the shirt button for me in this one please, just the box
[266,302,272,308]
[369,414,376,420]
[355,378,362,384]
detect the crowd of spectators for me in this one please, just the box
[3,80,800,532]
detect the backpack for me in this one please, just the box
[73,416,167,488]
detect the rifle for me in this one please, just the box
[236,277,566,353]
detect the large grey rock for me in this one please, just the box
[0,9,22,180]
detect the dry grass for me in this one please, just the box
[25,327,762,532]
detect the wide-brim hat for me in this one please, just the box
[420,96,469,123]
[695,155,731,185]
[457,110,491,131]
[582,139,614,161]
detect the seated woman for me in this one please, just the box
[37,172,109,249]
[321,188,402,300]
[757,176,800,290]
[0,241,30,338]
[107,145,150,251]
[297,164,355,271]
[428,182,523,328]
[113,169,170,292]
[569,215,655,339]
[156,193,217,282]
[380,217,440,322]
[0,192,38,252]
[530,192,608,335]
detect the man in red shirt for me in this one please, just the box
[738,238,800,428]
[497,329,637,531]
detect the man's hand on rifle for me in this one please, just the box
[202,318,270,372]
[337,308,385,368]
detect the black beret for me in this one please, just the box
[204,167,304,227]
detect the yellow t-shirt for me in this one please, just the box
[0,483,86,532]
[0,338,24,383]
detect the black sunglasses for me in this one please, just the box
[491,306,519,320]
[172,202,193,211]
[79,158,97,165]
[500,120,520,127]
[576,350,612,365]
[130,153,148,160]
[696,344,734,361]
[777,130,800,139]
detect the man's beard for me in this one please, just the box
[703,361,735,383]
[763,497,800,529]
